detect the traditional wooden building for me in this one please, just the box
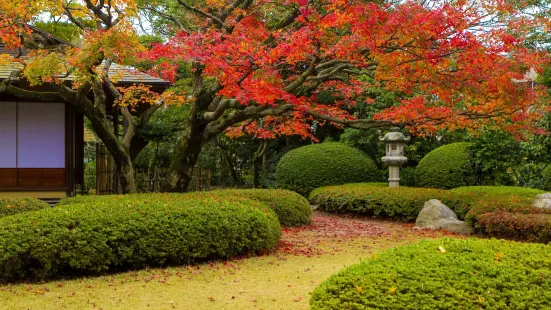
[0,27,169,200]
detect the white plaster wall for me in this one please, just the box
[17,102,65,168]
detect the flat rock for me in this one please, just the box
[533,193,551,211]
[416,199,473,235]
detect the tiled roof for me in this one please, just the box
[0,45,169,86]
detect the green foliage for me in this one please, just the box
[205,189,312,227]
[450,186,545,198]
[415,142,476,189]
[276,143,381,196]
[543,165,551,190]
[0,195,280,281]
[468,129,551,187]
[60,189,311,227]
[32,21,83,43]
[0,197,50,219]
[310,238,551,310]
[84,160,96,194]
[309,183,475,221]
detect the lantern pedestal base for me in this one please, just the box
[388,165,401,188]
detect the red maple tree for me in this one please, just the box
[140,0,549,190]
[2,0,549,191]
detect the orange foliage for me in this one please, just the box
[142,0,549,137]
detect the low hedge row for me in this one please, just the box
[463,194,551,242]
[309,183,476,221]
[450,186,545,198]
[311,238,551,309]
[0,196,281,281]
[310,183,551,242]
[0,196,50,219]
[59,188,312,227]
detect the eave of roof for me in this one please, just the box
[0,25,170,87]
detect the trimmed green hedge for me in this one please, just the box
[204,189,312,227]
[414,142,476,189]
[310,183,551,242]
[0,197,50,219]
[309,183,476,221]
[311,238,551,309]
[59,189,312,227]
[543,164,551,191]
[276,143,380,196]
[450,186,545,198]
[0,196,280,281]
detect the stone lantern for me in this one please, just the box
[380,127,410,188]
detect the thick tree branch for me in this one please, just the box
[285,56,320,93]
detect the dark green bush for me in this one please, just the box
[311,238,551,309]
[451,186,545,198]
[543,164,551,190]
[59,189,312,227]
[309,183,476,221]
[0,196,280,281]
[276,143,381,196]
[0,196,50,219]
[414,142,476,189]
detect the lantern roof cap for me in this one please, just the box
[380,127,410,143]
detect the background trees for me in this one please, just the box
[2,0,549,193]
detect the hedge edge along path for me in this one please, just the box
[0,196,281,281]
[59,189,312,227]
[311,238,551,310]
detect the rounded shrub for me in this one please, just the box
[309,183,475,221]
[0,196,50,219]
[414,142,475,189]
[59,189,312,227]
[311,238,551,309]
[276,143,380,196]
[543,164,551,191]
[0,196,280,281]
[205,189,312,227]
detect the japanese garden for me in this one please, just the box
[1,0,551,309]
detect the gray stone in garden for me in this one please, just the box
[533,193,551,211]
[415,199,474,235]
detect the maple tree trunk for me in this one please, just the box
[163,122,208,192]
[85,110,138,194]
[218,140,242,186]
[252,140,268,189]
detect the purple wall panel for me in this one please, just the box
[0,102,17,168]
[17,102,65,168]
